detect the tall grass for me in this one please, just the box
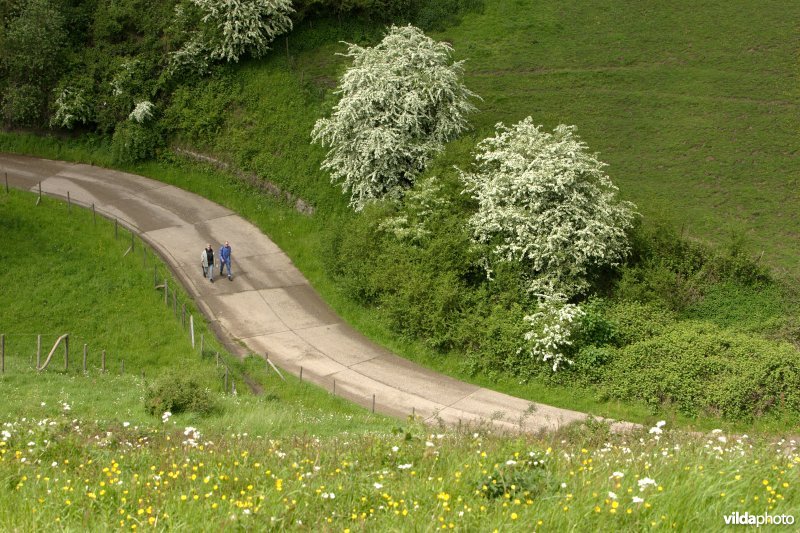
[0,409,796,530]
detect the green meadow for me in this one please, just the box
[1,0,799,527]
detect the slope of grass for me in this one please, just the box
[0,195,797,530]
[206,0,800,276]
[0,189,397,438]
[1,0,798,431]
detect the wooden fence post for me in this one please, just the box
[92,203,96,225]
[4,172,8,193]
[67,191,71,213]
[102,350,106,373]
[83,344,87,373]
[182,304,186,328]
[299,366,303,381]
[190,315,195,348]
[38,181,42,203]
[333,379,336,395]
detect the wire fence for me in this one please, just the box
[0,184,245,395]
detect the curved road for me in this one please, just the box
[2,154,632,433]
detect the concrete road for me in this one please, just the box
[1,153,633,433]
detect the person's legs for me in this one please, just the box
[226,260,232,280]
[208,262,214,281]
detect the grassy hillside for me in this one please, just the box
[195,0,799,275]
[0,189,396,437]
[2,0,799,429]
[4,190,797,530]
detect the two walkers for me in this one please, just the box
[200,241,233,283]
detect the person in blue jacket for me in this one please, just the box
[219,241,233,280]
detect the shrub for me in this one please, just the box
[168,0,294,73]
[478,449,552,499]
[601,300,674,345]
[111,121,163,163]
[144,371,217,416]
[606,321,800,419]
[51,87,92,129]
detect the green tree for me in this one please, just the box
[0,0,67,125]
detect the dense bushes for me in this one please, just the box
[111,122,163,163]
[325,181,800,420]
[607,322,800,419]
[144,371,217,416]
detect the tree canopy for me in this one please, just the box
[461,118,637,296]
[312,24,477,211]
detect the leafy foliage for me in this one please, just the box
[51,87,92,129]
[478,449,552,499]
[169,0,293,73]
[522,294,586,371]
[0,0,67,125]
[461,118,637,296]
[144,370,217,416]
[607,322,800,419]
[312,25,478,210]
[111,121,163,163]
[128,101,155,124]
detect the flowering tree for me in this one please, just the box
[522,293,586,371]
[51,88,91,129]
[169,0,293,73]
[312,25,478,211]
[129,101,155,123]
[461,117,637,296]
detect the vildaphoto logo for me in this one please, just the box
[723,512,795,527]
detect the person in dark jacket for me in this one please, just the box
[201,243,215,282]
[219,241,232,280]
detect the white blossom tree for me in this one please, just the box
[51,88,91,129]
[129,100,155,123]
[461,117,637,296]
[522,293,585,371]
[169,0,293,72]
[312,25,478,211]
